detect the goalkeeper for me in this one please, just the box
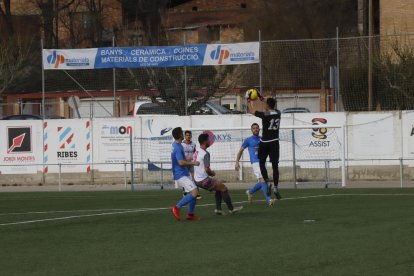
[246,89,282,200]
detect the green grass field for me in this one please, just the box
[1,188,414,276]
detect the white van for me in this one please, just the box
[132,100,232,116]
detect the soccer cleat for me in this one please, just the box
[171,206,181,221]
[246,190,252,204]
[266,182,273,197]
[273,187,282,200]
[196,194,202,200]
[229,206,243,214]
[268,199,276,206]
[185,214,201,221]
[214,209,225,215]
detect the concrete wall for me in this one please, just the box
[1,111,414,186]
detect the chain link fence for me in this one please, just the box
[3,33,414,118]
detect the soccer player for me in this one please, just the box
[193,133,243,215]
[247,94,282,200]
[170,127,200,221]
[182,130,202,200]
[235,123,275,206]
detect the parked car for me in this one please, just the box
[132,100,232,116]
[1,114,42,120]
[282,107,311,113]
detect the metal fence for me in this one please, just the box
[3,33,414,118]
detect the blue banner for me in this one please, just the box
[95,45,207,68]
[43,42,259,70]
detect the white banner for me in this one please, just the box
[0,121,42,174]
[402,111,414,166]
[43,49,97,70]
[202,42,260,65]
[93,119,135,171]
[347,112,398,159]
[43,119,91,173]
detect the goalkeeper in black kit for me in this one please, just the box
[246,89,282,200]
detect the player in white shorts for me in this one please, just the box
[194,133,243,215]
[235,123,275,206]
[182,130,202,199]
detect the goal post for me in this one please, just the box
[187,125,346,188]
[132,124,346,188]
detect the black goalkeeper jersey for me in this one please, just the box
[254,110,281,142]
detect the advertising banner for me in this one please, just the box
[93,119,135,168]
[292,113,346,168]
[0,121,42,174]
[139,116,190,170]
[42,42,259,70]
[43,119,91,173]
[402,111,414,166]
[347,112,398,159]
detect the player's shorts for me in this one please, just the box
[175,176,197,193]
[252,162,263,179]
[258,140,280,163]
[195,177,218,191]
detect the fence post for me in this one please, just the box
[400,158,403,189]
[130,132,134,191]
[291,129,297,188]
[124,162,127,190]
[160,162,164,190]
[336,26,341,111]
[58,163,62,192]
[112,36,117,117]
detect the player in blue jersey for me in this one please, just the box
[170,127,200,221]
[235,123,275,206]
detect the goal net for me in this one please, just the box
[133,125,345,188]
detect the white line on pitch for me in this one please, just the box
[0,208,137,216]
[0,194,333,226]
[1,193,413,227]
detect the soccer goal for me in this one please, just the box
[132,124,345,188]
[187,125,346,188]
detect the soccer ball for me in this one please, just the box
[245,88,259,101]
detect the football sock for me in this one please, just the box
[259,160,269,182]
[176,193,194,208]
[215,191,222,210]
[221,189,234,210]
[188,197,196,214]
[261,182,272,202]
[272,162,279,187]
[249,182,262,195]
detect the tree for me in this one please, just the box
[0,36,34,95]
[0,0,13,35]
[375,37,414,110]
[116,0,237,115]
